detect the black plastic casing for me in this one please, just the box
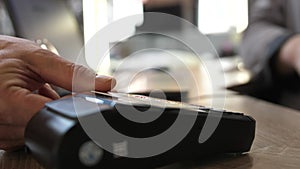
[25,93,255,169]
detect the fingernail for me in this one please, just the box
[96,75,114,80]
[96,75,117,88]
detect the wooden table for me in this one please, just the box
[1,94,300,169]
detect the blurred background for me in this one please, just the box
[0,0,251,102]
[0,0,249,58]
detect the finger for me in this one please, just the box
[0,140,24,151]
[142,0,150,3]
[0,125,24,141]
[95,75,116,91]
[23,49,116,92]
[38,83,60,100]
[18,93,52,125]
[3,89,52,126]
[0,58,44,91]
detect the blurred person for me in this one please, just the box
[240,0,300,109]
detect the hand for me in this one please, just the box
[0,35,116,151]
[278,34,300,75]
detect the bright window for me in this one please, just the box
[198,0,248,34]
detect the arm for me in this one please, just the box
[240,0,291,78]
[0,35,116,151]
[277,34,300,75]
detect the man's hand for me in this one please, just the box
[0,35,116,151]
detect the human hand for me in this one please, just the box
[0,35,116,151]
[278,34,300,75]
